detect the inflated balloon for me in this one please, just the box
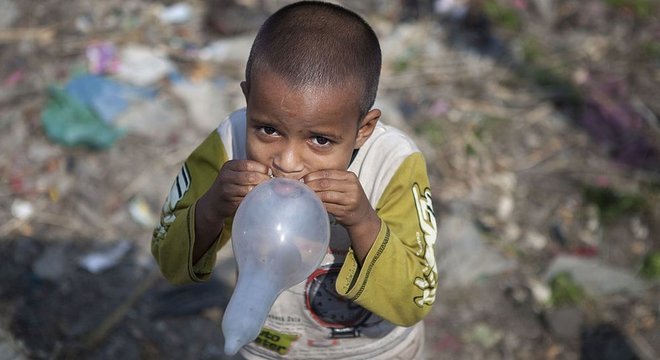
[222,177,330,356]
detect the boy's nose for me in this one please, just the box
[273,145,304,179]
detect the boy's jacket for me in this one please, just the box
[152,108,437,359]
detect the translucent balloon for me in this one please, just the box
[222,177,330,356]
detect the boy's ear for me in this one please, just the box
[240,81,249,102]
[355,108,381,149]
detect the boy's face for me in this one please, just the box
[242,70,380,180]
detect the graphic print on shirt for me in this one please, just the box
[254,327,300,355]
[304,265,382,339]
[153,164,191,244]
[412,183,437,307]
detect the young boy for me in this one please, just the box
[152,1,437,359]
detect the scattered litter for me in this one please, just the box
[85,42,120,75]
[171,78,230,131]
[128,197,156,228]
[630,216,649,240]
[78,240,132,274]
[116,45,175,86]
[64,73,155,123]
[570,246,598,257]
[528,278,552,305]
[10,199,33,220]
[545,255,647,297]
[524,231,547,250]
[427,98,450,117]
[464,323,503,349]
[2,69,24,87]
[9,172,24,193]
[0,1,658,358]
[74,14,93,33]
[41,87,124,149]
[433,0,468,19]
[436,211,517,287]
[159,2,193,24]
[114,96,183,140]
[497,194,515,220]
[197,36,254,64]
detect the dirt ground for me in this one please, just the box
[1,0,659,359]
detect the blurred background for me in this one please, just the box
[0,0,659,359]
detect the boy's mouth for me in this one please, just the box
[268,169,306,182]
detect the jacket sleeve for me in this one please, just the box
[335,152,438,326]
[151,131,233,284]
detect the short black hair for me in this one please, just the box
[245,1,382,119]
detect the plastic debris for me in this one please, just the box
[78,240,132,274]
[171,78,230,131]
[545,255,647,296]
[524,231,548,250]
[427,98,450,117]
[528,278,552,305]
[64,73,155,123]
[2,69,24,87]
[41,87,124,149]
[74,14,93,33]
[197,36,253,64]
[85,42,120,75]
[116,45,175,86]
[434,0,469,19]
[159,2,193,24]
[436,210,517,287]
[114,96,183,140]
[128,196,156,227]
[10,199,33,220]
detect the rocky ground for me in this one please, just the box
[1,0,659,359]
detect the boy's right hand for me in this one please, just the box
[206,160,271,220]
[194,160,270,263]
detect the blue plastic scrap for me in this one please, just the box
[64,74,156,124]
[41,87,124,149]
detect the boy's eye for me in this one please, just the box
[260,126,278,135]
[311,136,331,146]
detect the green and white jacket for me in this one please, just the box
[152,108,438,359]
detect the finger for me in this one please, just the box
[219,182,254,201]
[302,169,352,183]
[225,159,270,174]
[305,177,357,195]
[314,189,350,206]
[235,170,271,186]
[221,164,271,186]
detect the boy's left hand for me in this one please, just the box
[303,170,381,262]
